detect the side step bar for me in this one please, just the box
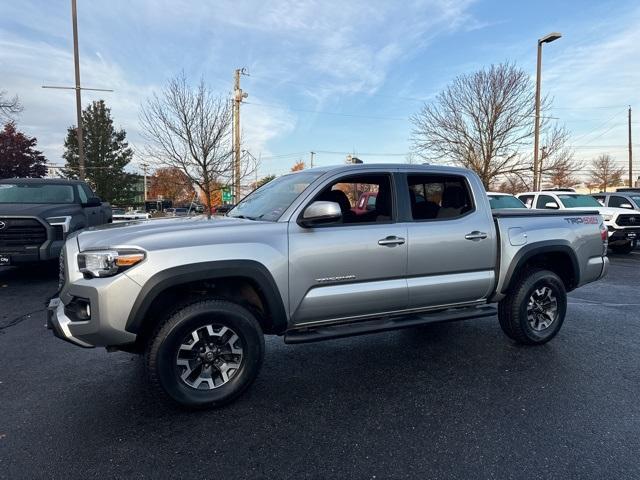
[284,305,497,344]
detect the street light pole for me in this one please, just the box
[533,32,562,191]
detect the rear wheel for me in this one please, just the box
[498,269,567,345]
[145,299,264,409]
[610,241,634,254]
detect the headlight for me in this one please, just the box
[46,216,72,233]
[77,249,145,278]
[602,214,613,222]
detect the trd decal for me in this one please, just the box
[564,217,598,225]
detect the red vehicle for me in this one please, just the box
[354,191,377,215]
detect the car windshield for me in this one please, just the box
[557,194,601,208]
[488,195,526,209]
[229,171,323,221]
[0,183,75,204]
[630,195,640,206]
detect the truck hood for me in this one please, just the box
[75,215,259,251]
[0,203,81,218]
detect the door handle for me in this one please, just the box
[465,231,487,241]
[378,236,405,246]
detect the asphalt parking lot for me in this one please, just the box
[1,252,639,480]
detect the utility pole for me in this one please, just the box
[538,146,547,189]
[310,151,315,168]
[233,68,248,203]
[629,106,633,187]
[141,162,149,202]
[71,0,84,180]
[42,0,112,181]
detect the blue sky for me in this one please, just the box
[1,0,639,179]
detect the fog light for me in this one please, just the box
[64,297,91,322]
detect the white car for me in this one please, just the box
[517,190,639,254]
[112,209,151,223]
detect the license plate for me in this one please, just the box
[627,232,637,239]
[0,255,10,266]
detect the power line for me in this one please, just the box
[244,101,407,121]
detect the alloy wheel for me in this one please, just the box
[175,324,244,390]
[526,286,558,331]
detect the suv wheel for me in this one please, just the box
[610,241,634,255]
[145,299,264,409]
[498,269,567,345]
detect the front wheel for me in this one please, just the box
[498,269,567,345]
[145,299,265,409]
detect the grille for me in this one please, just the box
[616,214,640,227]
[0,218,47,250]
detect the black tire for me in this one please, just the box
[145,298,264,409]
[498,269,567,345]
[610,241,634,255]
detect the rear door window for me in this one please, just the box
[518,195,534,208]
[406,174,474,220]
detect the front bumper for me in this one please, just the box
[47,298,93,348]
[47,239,140,348]
[608,228,640,243]
[1,240,64,263]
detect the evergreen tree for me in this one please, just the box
[63,100,134,202]
[0,122,47,178]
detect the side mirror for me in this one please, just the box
[544,201,559,209]
[83,197,102,208]
[300,201,342,227]
[620,203,634,209]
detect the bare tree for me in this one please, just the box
[496,175,529,195]
[139,74,234,217]
[589,154,625,192]
[0,90,23,122]
[538,125,582,188]
[410,63,550,188]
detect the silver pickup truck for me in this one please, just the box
[48,164,608,408]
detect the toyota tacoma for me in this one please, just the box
[48,164,608,408]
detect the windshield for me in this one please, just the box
[557,194,601,208]
[0,184,75,204]
[488,195,526,209]
[229,171,323,221]
[630,195,640,206]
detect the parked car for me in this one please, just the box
[214,204,235,215]
[112,209,150,222]
[592,190,640,211]
[517,190,639,254]
[487,192,527,210]
[164,208,175,216]
[173,207,189,217]
[0,178,111,265]
[49,164,608,408]
[354,191,378,215]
